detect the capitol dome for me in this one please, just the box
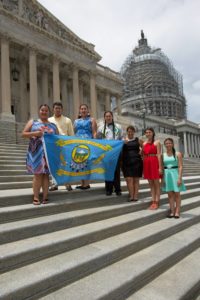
[121,31,187,120]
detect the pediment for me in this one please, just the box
[0,0,101,60]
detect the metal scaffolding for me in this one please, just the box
[121,31,187,120]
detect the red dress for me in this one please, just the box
[143,142,160,179]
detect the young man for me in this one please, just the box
[48,102,74,191]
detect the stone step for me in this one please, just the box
[0,155,25,160]
[0,188,199,244]
[183,166,200,170]
[0,159,25,164]
[127,248,200,300]
[0,161,26,167]
[0,143,27,149]
[0,178,199,207]
[0,198,199,275]
[1,211,199,300]
[0,149,27,155]
[38,221,200,300]
[0,170,27,175]
[0,169,198,180]
[0,192,151,244]
[0,175,32,182]
[0,181,32,190]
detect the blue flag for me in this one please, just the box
[43,134,123,185]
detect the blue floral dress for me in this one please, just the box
[74,117,93,138]
[26,120,57,174]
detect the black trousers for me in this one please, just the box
[105,158,121,193]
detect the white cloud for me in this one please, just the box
[38,0,200,123]
[192,80,200,91]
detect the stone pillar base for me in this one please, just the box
[0,112,15,122]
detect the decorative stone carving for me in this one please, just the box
[1,0,95,56]
[1,0,18,13]
[35,11,43,27]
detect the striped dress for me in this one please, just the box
[26,120,57,174]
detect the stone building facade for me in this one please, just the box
[0,0,122,142]
[0,2,199,159]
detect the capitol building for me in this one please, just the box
[119,31,200,158]
[0,1,199,158]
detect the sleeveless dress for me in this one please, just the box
[143,142,160,179]
[162,153,186,192]
[74,117,93,138]
[26,120,57,174]
[122,138,143,177]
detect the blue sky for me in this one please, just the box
[39,0,200,123]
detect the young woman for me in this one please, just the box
[22,104,58,205]
[162,138,186,218]
[122,126,143,201]
[97,111,123,196]
[143,127,162,209]
[74,104,97,189]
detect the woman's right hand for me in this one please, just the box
[34,131,43,137]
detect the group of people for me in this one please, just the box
[22,103,186,218]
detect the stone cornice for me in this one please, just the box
[0,3,101,62]
[96,64,123,84]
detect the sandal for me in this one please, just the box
[33,199,40,205]
[66,185,73,191]
[174,214,180,219]
[42,199,49,204]
[166,210,174,218]
[49,185,58,191]
[149,201,159,210]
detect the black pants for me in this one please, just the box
[105,158,121,193]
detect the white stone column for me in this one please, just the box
[90,72,97,119]
[191,134,195,157]
[193,135,197,157]
[19,60,28,122]
[183,132,189,158]
[72,65,80,119]
[41,68,49,104]
[187,133,191,157]
[52,57,60,102]
[116,94,122,115]
[29,48,38,118]
[79,82,84,104]
[105,90,110,111]
[0,38,14,121]
[196,135,200,157]
[197,136,200,157]
[195,136,198,157]
[61,77,68,115]
[0,60,1,112]
[193,134,197,158]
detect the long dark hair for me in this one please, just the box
[145,127,155,144]
[164,138,176,159]
[103,111,115,139]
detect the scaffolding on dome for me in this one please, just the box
[120,31,187,120]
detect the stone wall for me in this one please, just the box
[0,120,27,144]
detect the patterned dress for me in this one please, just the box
[74,117,93,138]
[162,153,186,192]
[26,120,57,174]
